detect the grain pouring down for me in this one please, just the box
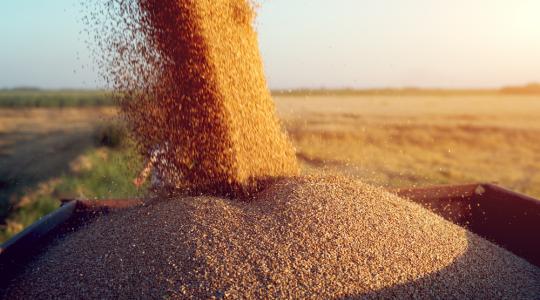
[103,0,298,197]
[4,0,540,298]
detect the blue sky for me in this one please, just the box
[0,1,96,88]
[1,0,539,89]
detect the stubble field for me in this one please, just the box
[1,92,540,242]
[276,93,540,197]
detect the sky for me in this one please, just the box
[1,0,539,89]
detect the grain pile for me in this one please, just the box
[6,176,540,299]
[24,1,536,299]
[96,0,297,197]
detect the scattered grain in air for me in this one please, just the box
[89,0,298,198]
[5,0,540,299]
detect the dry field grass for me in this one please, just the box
[275,94,540,199]
[1,93,540,241]
[0,108,116,219]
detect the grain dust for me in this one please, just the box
[92,0,298,197]
[6,176,540,299]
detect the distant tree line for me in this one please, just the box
[0,90,115,108]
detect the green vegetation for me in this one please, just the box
[0,89,115,108]
[94,119,130,148]
[57,146,144,200]
[0,137,144,243]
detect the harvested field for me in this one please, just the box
[3,93,540,242]
[0,108,116,219]
[276,94,540,198]
[5,176,540,299]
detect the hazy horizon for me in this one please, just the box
[1,0,539,89]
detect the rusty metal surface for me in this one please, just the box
[471,184,540,267]
[395,183,540,267]
[394,183,480,201]
[60,198,143,210]
[394,183,482,227]
[70,198,144,218]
